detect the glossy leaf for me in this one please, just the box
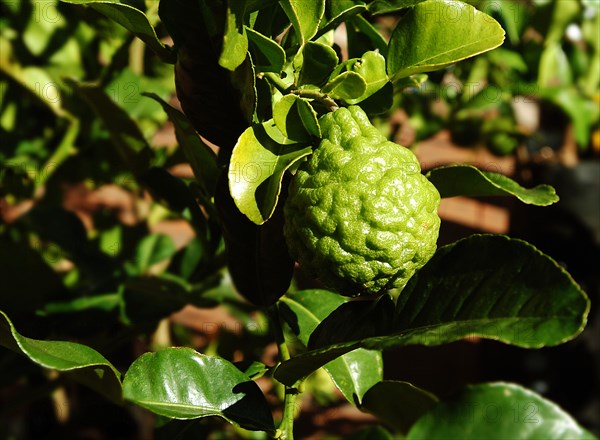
[246,27,286,73]
[407,383,596,439]
[345,51,389,104]
[122,348,274,432]
[228,120,313,224]
[324,348,383,406]
[361,381,438,433]
[393,234,589,345]
[275,235,590,385]
[279,0,325,44]
[0,310,122,403]
[316,0,367,38]
[297,42,339,87]
[279,290,383,404]
[323,71,367,100]
[368,0,427,15]
[61,0,174,63]
[219,0,248,71]
[426,164,559,205]
[387,0,505,80]
[144,93,218,196]
[273,95,320,141]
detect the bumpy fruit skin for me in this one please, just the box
[284,106,441,296]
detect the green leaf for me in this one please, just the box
[324,348,383,406]
[407,383,596,439]
[279,290,383,404]
[60,0,174,63]
[246,27,286,73]
[228,120,313,224]
[280,289,346,343]
[214,172,294,306]
[361,381,438,433]
[297,42,339,87]
[231,55,258,126]
[274,235,590,385]
[426,165,559,205]
[279,0,326,44]
[544,0,581,46]
[172,1,250,152]
[220,0,248,71]
[387,0,505,80]
[131,234,177,275]
[483,0,527,45]
[316,0,367,38]
[122,348,274,432]
[323,71,367,100]
[368,0,428,15]
[356,82,394,115]
[395,234,590,345]
[538,43,573,88]
[274,343,360,387]
[348,15,388,57]
[0,310,122,403]
[42,294,121,315]
[67,79,152,176]
[0,238,64,317]
[273,95,321,142]
[345,51,389,104]
[120,276,218,325]
[540,87,595,148]
[308,295,395,350]
[144,93,218,196]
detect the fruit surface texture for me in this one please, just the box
[284,106,441,295]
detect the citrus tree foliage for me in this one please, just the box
[0,1,594,439]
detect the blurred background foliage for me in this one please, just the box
[0,0,598,438]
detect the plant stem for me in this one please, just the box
[262,72,339,113]
[268,305,299,440]
[291,89,339,112]
[263,72,292,94]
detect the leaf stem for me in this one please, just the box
[268,305,299,440]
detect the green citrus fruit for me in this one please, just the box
[284,106,441,296]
